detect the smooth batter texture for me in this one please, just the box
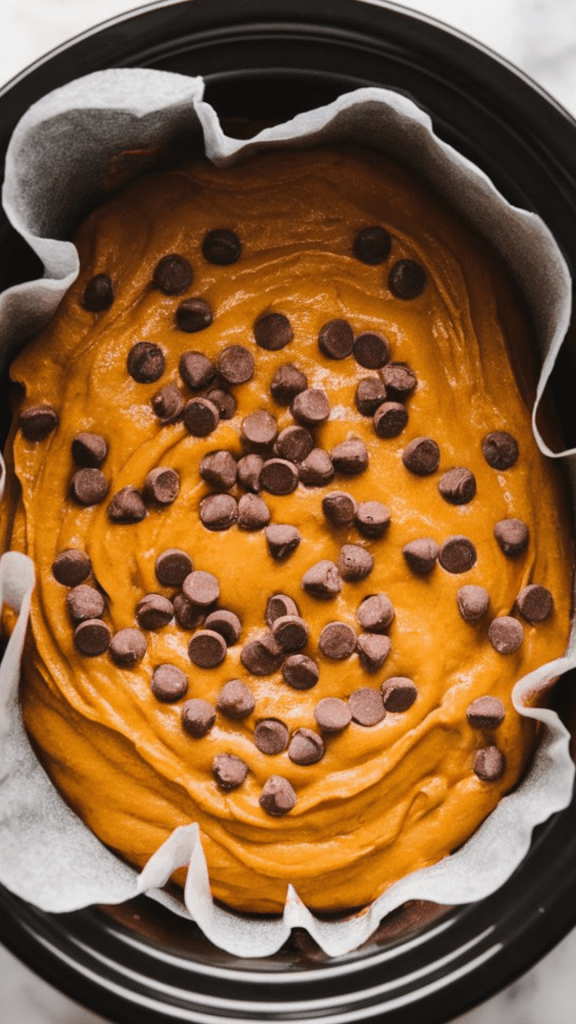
[1,146,572,914]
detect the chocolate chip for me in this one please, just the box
[73,618,111,656]
[179,350,216,390]
[291,388,330,427]
[237,454,263,492]
[439,536,477,574]
[20,404,59,441]
[199,493,237,531]
[488,616,524,654]
[188,629,227,668]
[517,584,554,623]
[353,226,392,264]
[270,365,308,407]
[110,628,147,665]
[183,398,220,437]
[439,467,476,505]
[473,745,505,781]
[403,538,439,575]
[381,677,417,712]
[237,493,270,530]
[254,312,293,350]
[330,438,368,474]
[152,383,184,423]
[356,633,391,673]
[153,254,192,295]
[482,431,519,470]
[265,524,301,561]
[213,753,248,790]
[71,468,108,506]
[349,688,386,726]
[494,519,529,556]
[388,259,426,299]
[155,549,193,587]
[314,697,352,732]
[151,664,188,703]
[374,402,408,438]
[217,679,255,719]
[318,319,354,359]
[71,432,107,468]
[302,560,342,599]
[205,609,242,645]
[53,549,91,587]
[136,593,174,630]
[66,585,105,623]
[402,437,440,475]
[288,728,325,766]
[81,273,114,312]
[457,585,490,622]
[242,410,278,447]
[205,388,236,420]
[357,594,394,632]
[175,298,213,333]
[200,450,237,491]
[241,632,284,675]
[182,698,216,737]
[466,696,505,729]
[355,377,387,416]
[282,654,319,690]
[322,491,357,527]
[272,615,309,652]
[319,621,356,659]
[265,593,299,626]
[173,593,204,630]
[259,776,296,815]
[337,544,374,582]
[353,332,390,369]
[202,229,241,265]
[260,459,299,495]
[380,363,417,401]
[127,342,165,383]
[275,426,314,463]
[107,486,146,523]
[182,570,220,608]
[254,719,289,754]
[298,449,334,486]
[355,501,391,538]
[216,344,254,385]
[144,467,180,506]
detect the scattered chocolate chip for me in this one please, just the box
[275,425,314,463]
[151,664,188,702]
[182,570,220,608]
[182,698,216,737]
[188,629,227,668]
[144,467,180,506]
[71,468,108,506]
[374,401,408,438]
[66,585,105,623]
[202,228,241,265]
[241,632,284,675]
[179,350,215,390]
[439,536,477,574]
[152,383,184,423]
[183,397,220,437]
[155,549,193,587]
[473,745,505,781]
[403,538,439,575]
[349,688,386,726]
[136,593,174,630]
[237,454,263,492]
[288,728,325,766]
[353,226,392,264]
[213,753,248,790]
[242,410,278,447]
[254,312,293,350]
[282,654,319,690]
[356,633,391,673]
[457,585,490,622]
[199,493,238,531]
[153,254,192,295]
[259,775,296,815]
[107,485,146,523]
[298,448,334,486]
[175,298,213,333]
[265,594,299,626]
[302,560,342,599]
[81,273,114,312]
[381,677,417,712]
[494,519,529,556]
[270,363,308,404]
[389,259,426,299]
[439,467,476,505]
[260,458,299,495]
[237,492,270,530]
[109,628,147,665]
[291,388,330,427]
[517,584,554,623]
[73,618,111,656]
[338,544,374,582]
[319,621,356,659]
[20,404,59,441]
[355,377,388,416]
[380,363,417,401]
[205,388,236,420]
[205,609,241,645]
[318,319,354,360]
[355,501,391,539]
[322,491,357,527]
[265,524,301,561]
[53,549,91,587]
[330,438,369,474]
[217,679,255,719]
[353,332,390,369]
[402,437,440,475]
[173,593,204,630]
[216,344,254,385]
[314,696,352,732]
[71,432,108,468]
[466,696,505,729]
[482,431,519,470]
[272,615,309,652]
[127,342,165,383]
[200,450,237,491]
[357,594,394,633]
[488,616,524,654]
[254,719,289,755]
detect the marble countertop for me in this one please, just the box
[0,1,575,1022]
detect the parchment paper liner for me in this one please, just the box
[0,69,574,959]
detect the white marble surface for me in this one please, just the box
[0,1,575,1022]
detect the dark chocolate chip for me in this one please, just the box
[353,332,390,369]
[237,493,270,531]
[282,654,319,690]
[473,745,505,781]
[439,536,477,574]
[494,519,529,556]
[237,454,263,492]
[403,538,439,575]
[314,696,352,732]
[516,584,554,623]
[20,404,59,441]
[260,459,299,495]
[81,273,114,312]
[318,319,354,360]
[213,753,248,790]
[136,593,174,630]
[151,664,188,702]
[402,437,440,475]
[73,618,111,656]
[71,432,108,468]
[288,728,325,766]
[330,438,368,474]
[337,544,374,582]
[217,679,255,719]
[183,397,220,437]
[319,621,356,659]
[216,345,254,385]
[265,524,301,561]
[254,312,293,350]
[466,696,505,729]
[242,410,278,447]
[205,609,242,646]
[173,593,204,630]
[488,616,524,654]
[179,350,216,390]
[298,449,334,486]
[205,388,236,420]
[66,585,105,623]
[374,402,408,438]
[152,383,184,423]
[275,425,314,463]
[182,570,220,608]
[381,677,417,712]
[53,549,91,587]
[457,585,490,622]
[127,342,165,383]
[188,629,227,668]
[71,468,108,506]
[302,560,342,599]
[199,493,238,531]
[380,363,417,401]
[175,298,213,333]
[110,628,147,666]
[153,254,192,295]
[482,431,519,470]
[202,229,241,266]
[388,259,426,299]
[200,450,237,491]
[355,501,391,539]
[270,363,308,405]
[291,388,330,427]
[349,688,386,726]
[144,467,180,506]
[356,633,391,673]
[265,593,299,626]
[439,467,476,505]
[272,615,309,652]
[182,698,216,737]
[254,719,289,755]
[353,226,392,264]
[357,594,395,633]
[107,485,146,523]
[322,491,357,527]
[355,377,387,416]
[241,632,284,675]
[155,548,193,587]
[259,775,296,815]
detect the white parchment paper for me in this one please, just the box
[0,68,574,958]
